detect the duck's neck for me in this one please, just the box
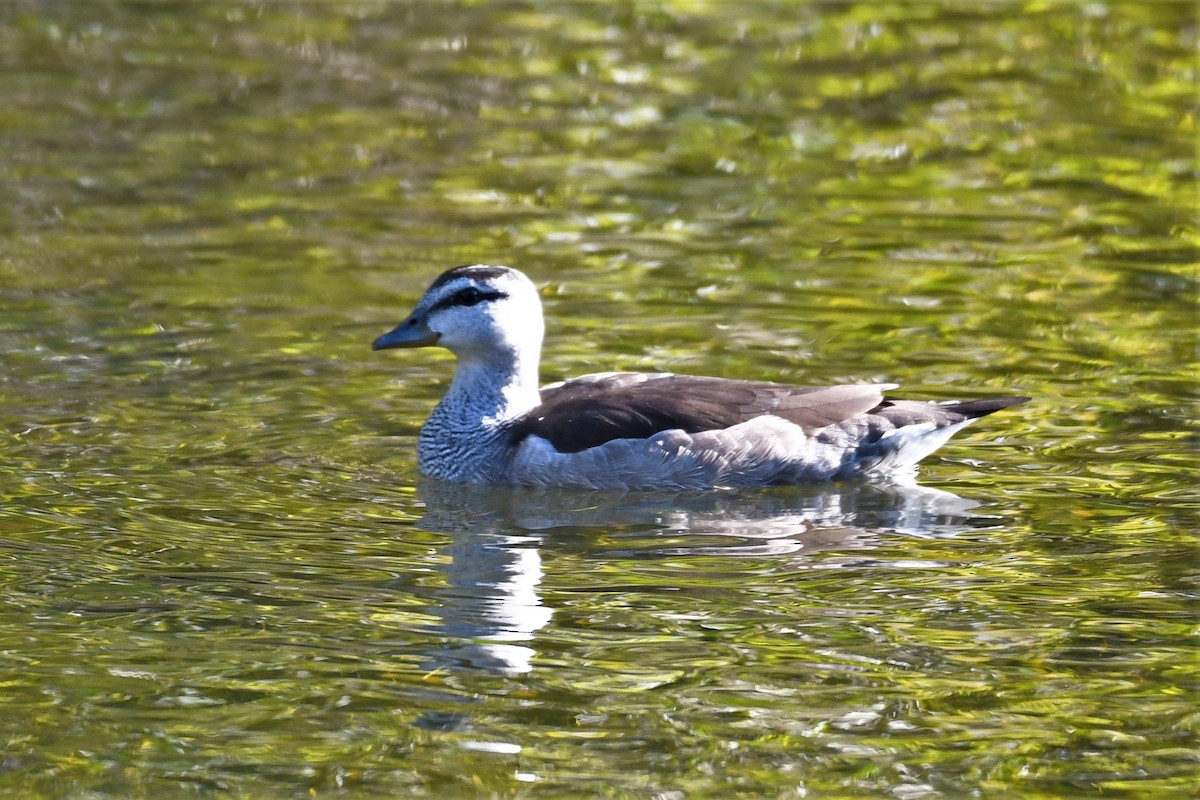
[446,347,541,422]
[418,348,541,483]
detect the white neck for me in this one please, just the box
[445,344,541,423]
[417,345,542,483]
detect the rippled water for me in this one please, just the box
[2,3,1196,798]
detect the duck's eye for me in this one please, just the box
[454,287,486,306]
[432,286,506,314]
[434,286,507,312]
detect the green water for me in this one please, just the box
[1,2,1196,798]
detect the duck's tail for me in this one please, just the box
[866,395,1030,477]
[937,396,1032,418]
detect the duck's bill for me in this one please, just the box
[372,317,440,350]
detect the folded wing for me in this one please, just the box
[511,373,895,453]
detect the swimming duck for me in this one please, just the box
[372,265,1028,489]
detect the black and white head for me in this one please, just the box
[372,265,544,361]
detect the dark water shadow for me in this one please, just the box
[409,478,1003,675]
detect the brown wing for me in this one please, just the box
[510,373,890,454]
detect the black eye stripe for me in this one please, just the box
[430,286,508,313]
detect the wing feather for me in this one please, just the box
[510,373,892,454]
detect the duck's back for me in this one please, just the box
[505,373,1028,489]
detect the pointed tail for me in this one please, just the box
[941,396,1031,419]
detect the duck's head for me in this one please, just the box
[372,265,544,361]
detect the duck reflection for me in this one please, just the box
[413,478,990,674]
[426,528,551,674]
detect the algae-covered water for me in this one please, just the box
[1,3,1196,798]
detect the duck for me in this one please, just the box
[372,264,1029,490]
